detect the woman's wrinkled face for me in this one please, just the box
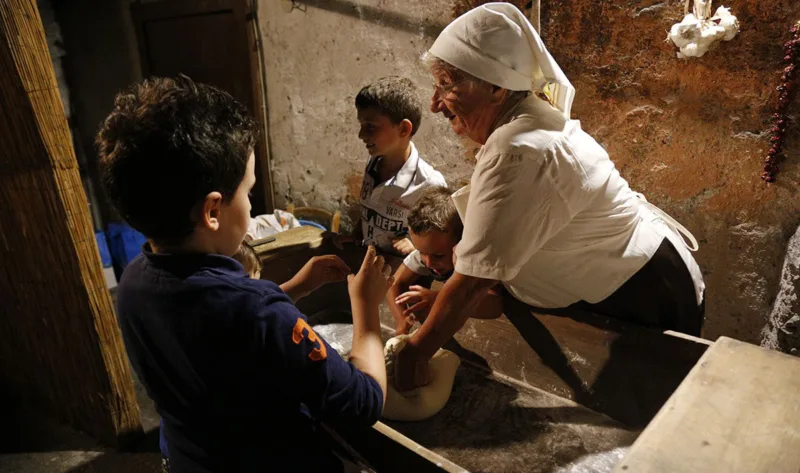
[430,67,503,145]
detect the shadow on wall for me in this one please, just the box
[292,0,535,37]
[292,0,447,37]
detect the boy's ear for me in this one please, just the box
[399,119,413,138]
[200,191,224,231]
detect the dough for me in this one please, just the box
[382,335,461,421]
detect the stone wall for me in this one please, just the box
[259,0,800,344]
[542,0,800,343]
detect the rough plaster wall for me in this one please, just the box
[259,0,474,228]
[261,0,800,344]
[763,224,800,353]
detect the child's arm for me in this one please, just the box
[386,264,422,335]
[396,284,504,323]
[266,247,391,428]
[279,255,351,302]
[346,246,391,404]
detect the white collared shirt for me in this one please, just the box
[403,250,450,281]
[360,143,447,253]
[454,96,704,308]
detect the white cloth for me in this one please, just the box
[429,2,575,118]
[245,209,301,241]
[403,250,448,281]
[360,143,447,253]
[454,95,705,308]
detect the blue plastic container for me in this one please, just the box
[94,231,113,268]
[107,223,147,270]
[297,219,327,231]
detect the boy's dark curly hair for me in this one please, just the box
[97,75,257,245]
[355,76,423,136]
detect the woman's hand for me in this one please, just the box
[394,341,432,391]
[395,285,438,319]
[281,255,351,301]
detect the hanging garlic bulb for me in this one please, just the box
[668,0,739,59]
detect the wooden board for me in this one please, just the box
[251,226,326,260]
[615,337,800,473]
[446,295,712,427]
[336,422,469,473]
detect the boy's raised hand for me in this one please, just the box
[348,246,394,310]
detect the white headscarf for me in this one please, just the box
[429,3,575,119]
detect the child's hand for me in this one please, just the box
[391,237,415,256]
[292,255,351,298]
[395,285,438,318]
[348,246,394,309]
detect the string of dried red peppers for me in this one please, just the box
[762,21,800,183]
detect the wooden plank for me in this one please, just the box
[251,226,326,260]
[244,0,275,213]
[336,422,469,473]
[614,337,800,473]
[0,0,142,445]
[445,295,711,427]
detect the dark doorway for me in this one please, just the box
[132,0,273,215]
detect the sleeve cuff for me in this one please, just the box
[455,257,521,282]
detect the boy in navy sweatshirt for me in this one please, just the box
[97,75,391,472]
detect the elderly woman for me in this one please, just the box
[395,3,705,390]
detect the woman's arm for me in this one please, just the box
[394,271,497,390]
[470,284,504,320]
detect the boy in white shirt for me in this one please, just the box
[352,76,447,256]
[386,186,502,334]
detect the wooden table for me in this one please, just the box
[615,336,800,473]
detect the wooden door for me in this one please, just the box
[131,0,273,215]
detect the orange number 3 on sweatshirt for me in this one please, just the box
[291,319,327,361]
